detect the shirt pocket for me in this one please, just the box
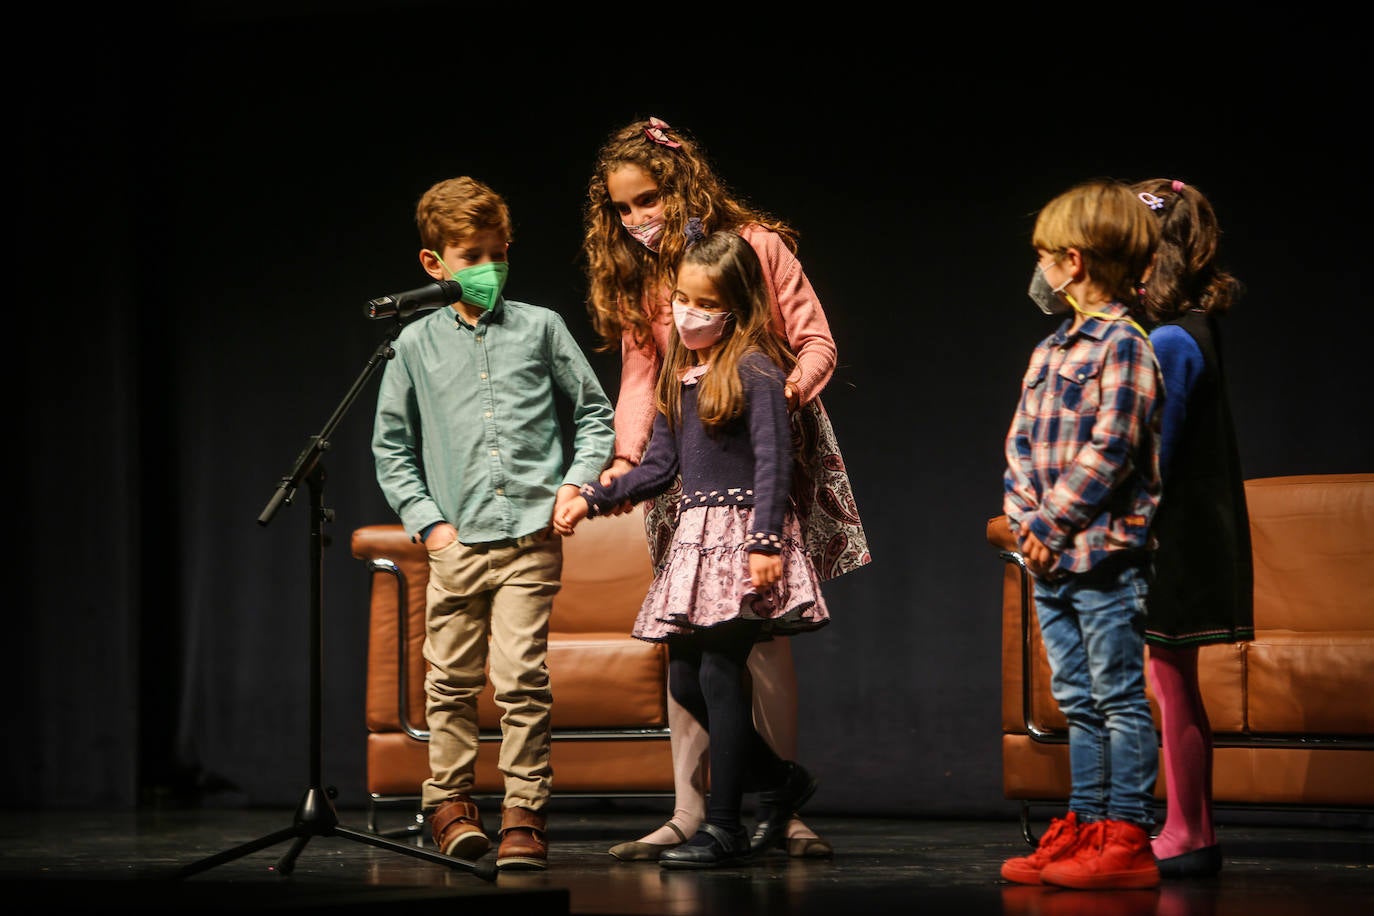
[1056,358,1101,413]
[1020,363,1049,414]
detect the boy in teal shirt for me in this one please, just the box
[372,176,614,871]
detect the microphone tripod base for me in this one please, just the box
[169,785,497,881]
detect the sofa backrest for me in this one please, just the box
[351,505,656,736]
[550,506,655,634]
[1245,473,1373,632]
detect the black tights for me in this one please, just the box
[667,621,787,832]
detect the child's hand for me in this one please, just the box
[424,522,457,550]
[1020,532,1056,578]
[553,490,590,536]
[748,551,782,589]
[599,458,635,485]
[598,459,636,516]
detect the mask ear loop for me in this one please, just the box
[429,249,459,280]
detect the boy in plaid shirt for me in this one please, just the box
[1000,179,1164,890]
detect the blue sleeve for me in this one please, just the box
[1150,324,1204,480]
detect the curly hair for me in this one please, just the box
[1130,178,1243,322]
[580,116,796,351]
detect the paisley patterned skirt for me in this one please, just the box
[632,505,831,643]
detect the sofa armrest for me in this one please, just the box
[987,514,1017,553]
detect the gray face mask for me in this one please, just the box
[1028,265,1072,315]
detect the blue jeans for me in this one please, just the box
[1033,556,1157,827]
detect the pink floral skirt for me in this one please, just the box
[631,504,831,643]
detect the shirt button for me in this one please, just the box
[485,411,492,418]
[475,336,483,342]
[480,372,487,379]
[495,487,504,496]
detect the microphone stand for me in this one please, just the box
[172,317,496,882]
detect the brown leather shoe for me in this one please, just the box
[497,806,547,870]
[430,795,489,860]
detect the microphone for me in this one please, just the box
[366,279,463,319]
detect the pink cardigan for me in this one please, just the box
[613,223,837,464]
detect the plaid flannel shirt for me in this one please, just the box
[1003,302,1163,577]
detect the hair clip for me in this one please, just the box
[644,116,681,149]
[1138,191,1165,211]
[1171,179,1185,192]
[684,217,704,247]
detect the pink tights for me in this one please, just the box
[1147,644,1215,859]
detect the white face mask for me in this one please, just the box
[672,303,732,350]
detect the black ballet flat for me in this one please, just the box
[1157,844,1222,878]
[659,823,751,869]
[749,761,819,855]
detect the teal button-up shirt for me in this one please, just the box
[372,297,614,543]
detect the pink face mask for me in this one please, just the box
[672,303,732,350]
[623,213,666,252]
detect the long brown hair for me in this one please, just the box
[656,231,796,434]
[580,116,796,351]
[1130,178,1243,322]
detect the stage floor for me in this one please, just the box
[2,801,1370,914]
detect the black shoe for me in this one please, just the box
[749,761,818,855]
[1157,844,1222,878]
[659,823,751,869]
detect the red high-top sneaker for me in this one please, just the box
[1000,812,1082,885]
[1040,818,1161,889]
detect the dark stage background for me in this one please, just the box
[13,8,1370,816]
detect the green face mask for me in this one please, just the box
[432,252,509,311]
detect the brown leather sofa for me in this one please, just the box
[351,504,674,836]
[989,473,1374,839]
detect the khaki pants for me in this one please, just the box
[420,529,562,812]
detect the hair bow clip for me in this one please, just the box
[1138,191,1165,211]
[684,217,704,247]
[645,116,681,149]
[1171,179,1185,192]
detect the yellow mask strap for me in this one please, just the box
[1065,294,1149,340]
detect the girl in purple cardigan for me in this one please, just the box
[555,230,828,868]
